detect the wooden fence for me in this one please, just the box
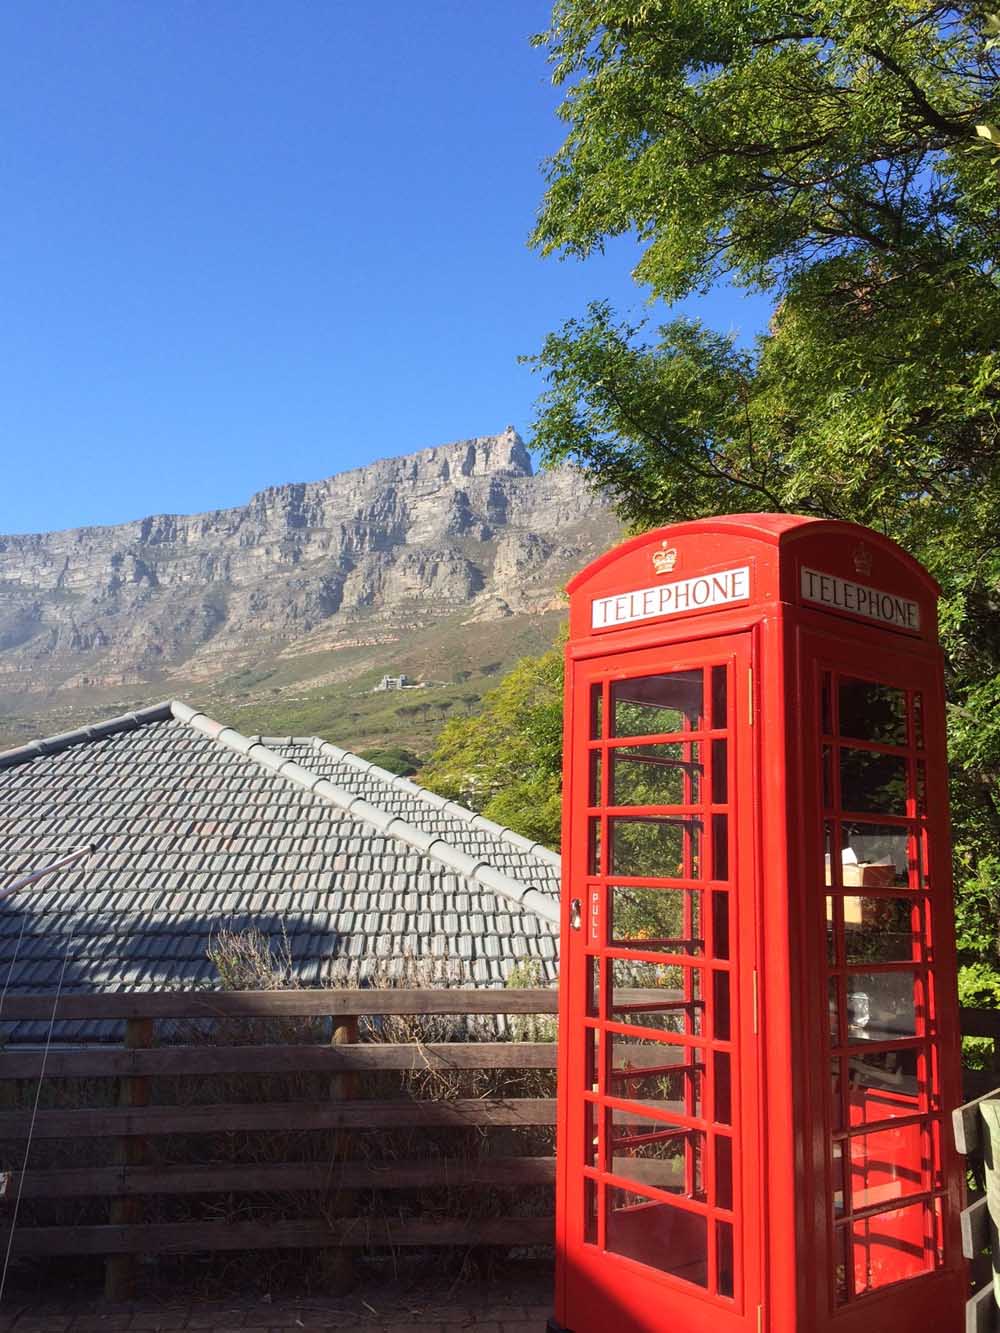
[3,992,1000,1300]
[0,986,559,1297]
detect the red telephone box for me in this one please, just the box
[551,515,965,1333]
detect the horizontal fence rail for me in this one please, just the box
[1,1040,559,1080]
[0,986,559,1291]
[7,1157,559,1201]
[0,986,559,1021]
[0,1097,558,1138]
[4,1217,556,1257]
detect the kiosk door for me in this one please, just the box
[803,632,960,1315]
[562,633,762,1333]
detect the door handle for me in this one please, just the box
[570,898,582,930]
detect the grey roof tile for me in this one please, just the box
[0,701,560,1042]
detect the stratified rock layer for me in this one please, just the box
[0,429,619,710]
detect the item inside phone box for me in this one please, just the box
[826,853,896,885]
[825,847,896,900]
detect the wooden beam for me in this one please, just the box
[0,1041,559,1080]
[0,988,558,1022]
[8,1156,557,1199]
[954,1091,1000,1157]
[966,1281,999,1333]
[0,1096,557,1139]
[961,1009,1000,1039]
[105,1016,152,1301]
[962,1195,990,1260]
[0,1215,555,1256]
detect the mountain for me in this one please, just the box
[0,429,621,747]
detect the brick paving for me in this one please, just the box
[0,1279,553,1333]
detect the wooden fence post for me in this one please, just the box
[104,1016,153,1301]
[322,1011,359,1292]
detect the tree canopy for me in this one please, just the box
[517,3,1000,979]
[533,3,998,296]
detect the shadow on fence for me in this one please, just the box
[0,985,558,1299]
[5,994,1000,1305]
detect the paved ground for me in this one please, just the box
[0,1277,554,1333]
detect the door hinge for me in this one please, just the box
[748,665,755,726]
[752,969,759,1035]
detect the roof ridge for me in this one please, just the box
[168,703,560,928]
[306,737,562,870]
[0,702,174,772]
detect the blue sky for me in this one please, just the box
[0,3,772,534]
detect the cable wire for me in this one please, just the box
[0,846,93,1303]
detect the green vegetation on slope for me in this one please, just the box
[421,637,565,850]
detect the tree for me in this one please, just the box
[360,746,422,777]
[533,3,998,301]
[526,3,1000,973]
[421,640,565,849]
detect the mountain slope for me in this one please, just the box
[0,428,620,746]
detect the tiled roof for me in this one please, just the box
[0,703,560,1041]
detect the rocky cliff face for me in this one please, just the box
[0,428,619,714]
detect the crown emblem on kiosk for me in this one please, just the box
[853,543,873,576]
[651,542,678,575]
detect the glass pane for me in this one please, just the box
[584,1101,597,1165]
[829,977,841,1046]
[824,822,837,886]
[822,745,834,809]
[826,896,839,965]
[847,1049,922,1123]
[715,1134,733,1209]
[711,738,728,804]
[610,815,701,878]
[717,1220,735,1298]
[609,959,702,1035]
[611,743,700,806]
[712,891,730,960]
[713,1052,732,1125]
[846,971,919,1044]
[831,1058,845,1131]
[587,957,601,1018]
[589,752,603,806]
[839,897,919,963]
[832,1140,847,1216]
[606,1187,708,1287]
[584,1177,598,1244]
[589,819,603,874]
[713,970,731,1041]
[590,684,603,740]
[840,748,908,816]
[841,823,919,888]
[913,694,925,749]
[711,666,728,729]
[609,1033,703,1116]
[839,678,908,747]
[610,886,703,955]
[612,671,703,738]
[834,1225,850,1305]
[849,1124,929,1211]
[608,1107,703,1197]
[712,814,729,881]
[822,671,833,735]
[585,1026,599,1092]
[853,1199,938,1290]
